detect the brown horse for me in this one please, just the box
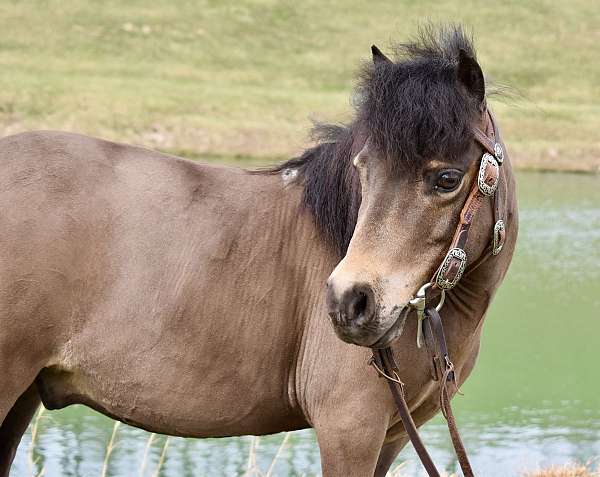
[0,27,517,476]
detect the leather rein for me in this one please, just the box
[370,108,507,477]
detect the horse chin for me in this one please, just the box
[368,307,410,349]
[333,307,409,348]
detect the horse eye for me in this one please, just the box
[435,170,463,192]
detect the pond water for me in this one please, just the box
[12,171,600,477]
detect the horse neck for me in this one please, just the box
[276,126,363,259]
[267,173,341,313]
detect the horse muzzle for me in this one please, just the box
[325,279,409,347]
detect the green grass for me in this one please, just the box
[0,0,598,171]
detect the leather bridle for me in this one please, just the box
[370,108,507,477]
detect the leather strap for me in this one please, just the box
[472,127,496,156]
[425,308,474,477]
[372,348,441,477]
[433,110,504,291]
[473,109,497,156]
[373,310,474,477]
[488,110,507,255]
[432,157,499,290]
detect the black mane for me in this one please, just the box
[270,25,483,257]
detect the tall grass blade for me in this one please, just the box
[28,406,45,477]
[265,433,290,477]
[244,436,261,477]
[151,437,170,477]
[100,421,121,477]
[139,433,156,477]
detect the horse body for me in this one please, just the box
[1,130,313,435]
[0,27,518,477]
[0,128,516,476]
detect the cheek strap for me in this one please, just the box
[433,109,506,291]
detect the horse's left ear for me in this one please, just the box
[371,45,392,65]
[457,48,485,110]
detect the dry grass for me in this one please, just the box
[100,421,120,477]
[524,463,600,477]
[27,407,46,477]
[393,463,600,477]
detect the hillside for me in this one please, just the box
[0,0,598,171]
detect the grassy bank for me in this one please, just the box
[0,1,598,172]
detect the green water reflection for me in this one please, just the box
[13,171,600,477]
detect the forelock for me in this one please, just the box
[355,25,482,172]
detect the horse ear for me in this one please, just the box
[457,48,485,109]
[353,140,370,167]
[371,45,392,65]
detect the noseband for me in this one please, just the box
[371,108,507,477]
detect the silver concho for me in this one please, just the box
[492,219,505,255]
[494,142,504,164]
[478,153,499,196]
[435,247,467,290]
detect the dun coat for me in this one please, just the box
[0,26,517,476]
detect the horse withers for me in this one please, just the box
[0,26,517,476]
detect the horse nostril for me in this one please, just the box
[343,284,375,324]
[349,291,368,319]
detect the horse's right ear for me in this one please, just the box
[352,140,370,167]
[457,48,485,110]
[371,45,392,65]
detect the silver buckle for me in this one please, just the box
[478,153,499,196]
[435,248,467,290]
[494,142,504,164]
[409,282,445,348]
[492,220,505,255]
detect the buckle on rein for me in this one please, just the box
[409,283,445,348]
